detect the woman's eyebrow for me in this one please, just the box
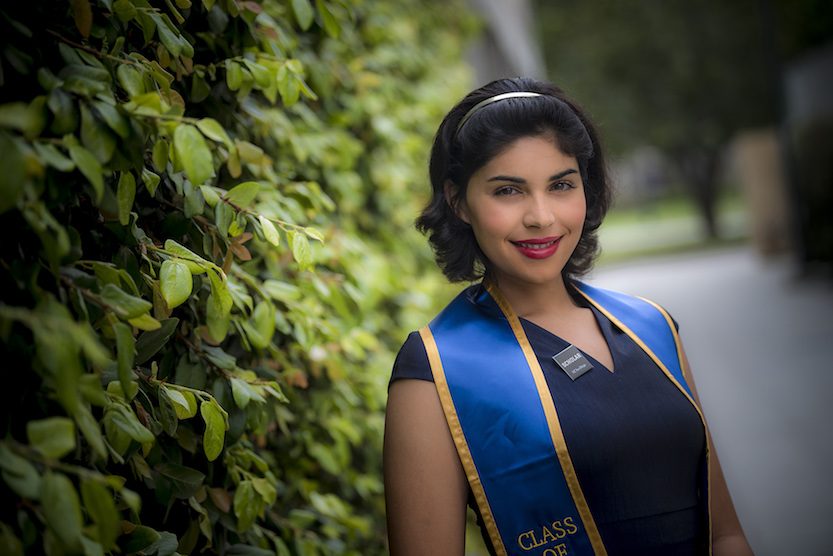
[486,168,578,183]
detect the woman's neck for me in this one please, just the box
[489,275,580,321]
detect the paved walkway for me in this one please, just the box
[587,246,833,555]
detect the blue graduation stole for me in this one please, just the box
[418,281,711,556]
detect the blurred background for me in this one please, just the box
[1,0,830,553]
[458,0,833,554]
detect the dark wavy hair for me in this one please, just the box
[416,77,612,283]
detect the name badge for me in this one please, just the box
[552,345,593,381]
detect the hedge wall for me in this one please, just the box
[0,0,475,554]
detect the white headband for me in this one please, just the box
[455,92,542,135]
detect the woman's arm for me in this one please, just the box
[680,344,754,556]
[383,378,469,556]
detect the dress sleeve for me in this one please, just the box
[389,331,434,385]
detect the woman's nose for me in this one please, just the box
[523,195,555,228]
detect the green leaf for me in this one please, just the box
[117,64,145,97]
[235,140,263,164]
[251,476,277,506]
[173,123,213,186]
[135,317,179,364]
[175,357,206,390]
[214,200,234,238]
[23,203,71,267]
[291,0,314,30]
[113,321,135,395]
[0,101,45,137]
[225,181,259,207]
[109,405,155,443]
[262,280,301,301]
[206,271,232,342]
[0,442,41,499]
[288,508,317,529]
[0,523,23,556]
[196,117,232,147]
[103,412,131,456]
[291,231,313,271]
[41,472,84,552]
[100,283,152,319]
[80,103,115,164]
[107,379,138,401]
[71,402,108,460]
[78,374,109,407]
[0,133,26,213]
[48,88,78,135]
[199,185,220,207]
[274,537,292,556]
[92,261,120,287]
[226,61,243,91]
[68,143,104,201]
[142,167,161,197]
[123,525,160,554]
[128,312,162,331]
[157,390,177,436]
[200,400,226,461]
[163,239,210,274]
[80,480,119,549]
[242,60,272,88]
[33,142,75,172]
[27,417,75,460]
[145,531,179,556]
[230,377,252,409]
[309,443,340,474]
[151,13,182,58]
[162,386,197,418]
[92,101,130,139]
[277,65,301,105]
[154,462,205,499]
[184,180,204,218]
[249,300,275,349]
[258,215,280,246]
[152,138,168,173]
[233,480,261,532]
[316,0,340,38]
[113,0,137,21]
[137,11,157,45]
[70,0,93,37]
[304,226,325,243]
[117,171,136,226]
[160,260,192,309]
[201,345,236,370]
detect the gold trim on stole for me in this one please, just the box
[575,289,714,555]
[418,325,508,556]
[484,281,608,556]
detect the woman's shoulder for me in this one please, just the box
[390,331,434,384]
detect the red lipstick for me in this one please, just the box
[511,236,561,259]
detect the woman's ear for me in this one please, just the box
[444,180,469,224]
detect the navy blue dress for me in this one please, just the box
[390,294,708,556]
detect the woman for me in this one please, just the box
[383,78,753,556]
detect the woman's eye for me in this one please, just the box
[494,187,517,196]
[551,181,575,191]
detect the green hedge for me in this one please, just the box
[0,1,475,554]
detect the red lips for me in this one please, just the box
[511,237,561,259]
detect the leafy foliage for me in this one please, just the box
[0,0,475,554]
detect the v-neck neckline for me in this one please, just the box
[518,305,619,374]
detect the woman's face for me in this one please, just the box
[459,135,586,290]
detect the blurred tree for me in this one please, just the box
[535,0,775,238]
[768,0,833,267]
[772,0,833,60]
